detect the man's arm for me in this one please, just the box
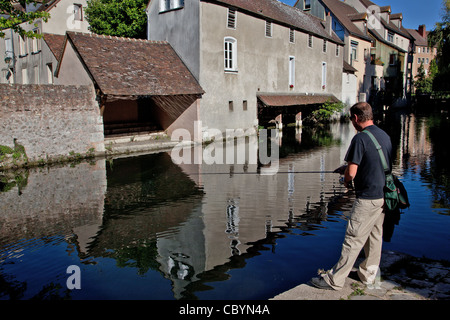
[344,162,358,188]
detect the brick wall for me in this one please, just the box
[0,84,105,167]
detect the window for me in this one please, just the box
[5,38,13,60]
[243,100,248,111]
[224,37,237,72]
[73,3,82,21]
[22,68,28,84]
[389,53,396,65]
[323,39,327,53]
[227,9,236,29]
[321,62,327,89]
[417,57,421,64]
[304,0,311,10]
[47,64,53,84]
[289,29,295,43]
[289,56,295,87]
[426,58,429,64]
[229,101,234,111]
[350,41,358,64]
[265,21,272,37]
[336,45,340,57]
[19,35,27,56]
[387,31,394,43]
[308,34,313,48]
[33,65,39,84]
[160,0,184,12]
[31,28,40,53]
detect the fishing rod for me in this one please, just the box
[184,170,340,175]
[185,165,347,175]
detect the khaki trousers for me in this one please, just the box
[323,198,385,290]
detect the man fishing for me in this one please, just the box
[309,102,392,290]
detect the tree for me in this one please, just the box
[0,0,50,38]
[428,0,450,91]
[414,62,433,94]
[85,0,148,39]
[308,99,345,124]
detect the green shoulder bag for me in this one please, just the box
[363,130,410,212]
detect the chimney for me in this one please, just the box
[418,24,426,37]
[326,12,332,35]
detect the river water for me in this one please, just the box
[1,110,450,300]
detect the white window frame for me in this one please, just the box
[73,3,83,21]
[5,38,13,59]
[47,63,54,84]
[350,41,358,64]
[22,68,29,84]
[160,0,184,13]
[304,0,311,10]
[31,28,41,53]
[321,62,327,89]
[289,56,295,87]
[387,31,394,43]
[19,35,27,56]
[224,37,237,72]
[336,44,340,57]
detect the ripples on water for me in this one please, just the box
[1,112,450,300]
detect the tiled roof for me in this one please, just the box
[406,28,430,47]
[60,32,204,97]
[321,0,371,41]
[257,93,339,107]
[206,0,343,44]
[343,61,357,73]
[43,33,65,61]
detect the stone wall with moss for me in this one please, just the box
[0,84,105,169]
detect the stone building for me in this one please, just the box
[0,0,90,85]
[147,0,344,138]
[407,25,438,87]
[55,32,204,137]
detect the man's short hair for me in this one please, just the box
[350,102,373,122]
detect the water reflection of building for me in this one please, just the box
[0,122,357,299]
[0,161,106,252]
[396,114,432,172]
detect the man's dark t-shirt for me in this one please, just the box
[345,125,392,199]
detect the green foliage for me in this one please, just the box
[310,99,345,123]
[414,63,434,94]
[0,1,50,38]
[428,0,450,91]
[85,0,148,39]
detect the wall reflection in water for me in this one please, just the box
[2,114,446,300]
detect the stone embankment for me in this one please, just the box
[272,250,450,300]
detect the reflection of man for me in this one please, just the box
[309,102,392,290]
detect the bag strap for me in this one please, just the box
[363,129,390,174]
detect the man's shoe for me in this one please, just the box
[308,277,335,290]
